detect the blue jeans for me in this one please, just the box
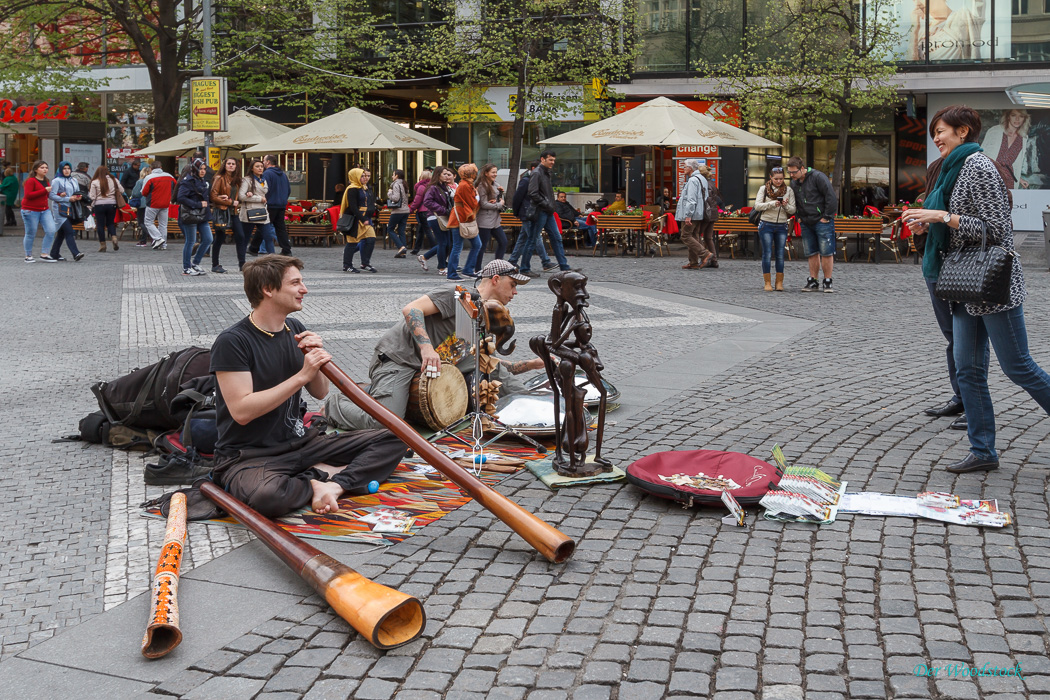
[522,212,570,272]
[411,213,434,253]
[181,221,213,269]
[23,209,57,257]
[799,220,835,257]
[953,304,1050,460]
[388,213,409,249]
[925,278,967,403]
[758,221,789,274]
[244,222,276,254]
[509,220,550,270]
[447,228,482,277]
[576,220,598,247]
[478,226,508,267]
[424,221,451,269]
[50,218,81,258]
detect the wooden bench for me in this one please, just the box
[713,216,758,259]
[593,214,647,256]
[831,218,885,262]
[287,221,337,246]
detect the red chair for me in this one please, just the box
[327,205,341,233]
[286,204,305,222]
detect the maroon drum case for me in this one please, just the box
[626,449,783,505]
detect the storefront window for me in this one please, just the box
[691,0,743,64]
[106,92,154,177]
[999,0,1050,60]
[635,0,688,71]
[471,122,599,191]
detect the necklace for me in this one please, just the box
[248,311,290,338]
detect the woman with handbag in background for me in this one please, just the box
[238,159,276,256]
[386,169,411,258]
[409,167,434,258]
[48,161,85,262]
[902,104,1050,475]
[447,163,482,281]
[476,163,508,267]
[88,165,125,252]
[177,159,213,276]
[211,157,244,272]
[752,166,796,291]
[339,167,378,273]
[420,166,454,275]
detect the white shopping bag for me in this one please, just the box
[84,214,96,230]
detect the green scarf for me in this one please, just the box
[922,142,982,280]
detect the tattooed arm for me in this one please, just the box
[402,295,443,373]
[500,358,545,374]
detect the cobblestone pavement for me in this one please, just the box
[2,226,1049,699]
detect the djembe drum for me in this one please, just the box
[406,362,469,431]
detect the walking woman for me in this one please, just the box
[177,158,213,276]
[902,104,1050,474]
[89,165,124,252]
[131,163,151,246]
[447,163,482,280]
[753,166,796,291]
[21,160,58,262]
[48,161,85,262]
[409,167,434,256]
[211,157,245,272]
[420,166,455,274]
[340,167,378,273]
[476,163,508,268]
[386,169,411,258]
[2,166,19,227]
[238,159,276,256]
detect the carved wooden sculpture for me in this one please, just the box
[530,271,614,477]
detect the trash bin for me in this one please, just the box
[1043,209,1050,271]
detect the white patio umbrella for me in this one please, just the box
[131,110,293,157]
[241,106,457,199]
[241,106,457,154]
[537,96,781,149]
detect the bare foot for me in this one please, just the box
[310,479,344,514]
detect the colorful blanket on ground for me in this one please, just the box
[141,435,549,546]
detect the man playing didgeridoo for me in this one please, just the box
[210,255,406,516]
[325,259,544,431]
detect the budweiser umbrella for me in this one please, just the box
[241,107,457,154]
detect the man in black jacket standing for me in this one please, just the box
[787,156,838,292]
[524,150,571,274]
[508,160,555,276]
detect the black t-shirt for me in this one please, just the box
[211,315,307,458]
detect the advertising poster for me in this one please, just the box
[62,143,103,174]
[896,0,1010,62]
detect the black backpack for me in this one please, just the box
[91,347,212,431]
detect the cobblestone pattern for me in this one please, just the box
[5,231,1050,699]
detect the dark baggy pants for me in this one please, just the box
[213,429,405,518]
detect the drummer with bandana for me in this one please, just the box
[325,259,546,431]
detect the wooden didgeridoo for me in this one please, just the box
[142,492,187,659]
[315,356,576,564]
[199,481,425,650]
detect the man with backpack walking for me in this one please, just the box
[508,160,555,277]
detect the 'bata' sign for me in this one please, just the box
[0,100,69,124]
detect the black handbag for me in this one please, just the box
[336,213,355,234]
[245,207,267,223]
[934,221,1015,306]
[179,206,207,224]
[213,207,231,228]
[748,208,763,226]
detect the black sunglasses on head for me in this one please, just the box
[770,167,784,173]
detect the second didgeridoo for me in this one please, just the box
[200,482,425,650]
[315,355,576,564]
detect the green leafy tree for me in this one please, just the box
[698,0,902,193]
[0,0,202,143]
[214,0,396,118]
[411,0,639,194]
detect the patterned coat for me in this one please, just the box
[947,153,1026,316]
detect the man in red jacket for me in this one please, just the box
[141,165,177,250]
